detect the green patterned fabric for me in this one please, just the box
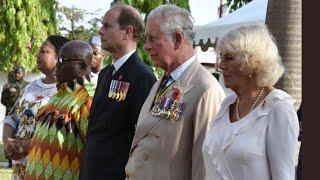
[25,81,95,179]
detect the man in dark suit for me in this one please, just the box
[80,3,157,180]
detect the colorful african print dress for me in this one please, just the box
[24,80,95,179]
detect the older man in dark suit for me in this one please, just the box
[80,3,157,180]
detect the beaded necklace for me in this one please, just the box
[235,87,264,120]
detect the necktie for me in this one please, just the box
[159,74,173,91]
[110,64,115,76]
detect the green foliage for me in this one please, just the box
[57,6,86,40]
[226,0,252,12]
[0,0,59,72]
[112,0,190,78]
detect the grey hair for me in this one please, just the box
[216,23,285,87]
[147,4,195,44]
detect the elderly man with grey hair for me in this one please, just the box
[125,4,225,180]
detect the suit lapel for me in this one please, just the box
[131,59,201,150]
[89,66,113,118]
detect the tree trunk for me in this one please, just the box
[266,0,302,110]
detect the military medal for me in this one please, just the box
[115,81,121,100]
[119,82,125,101]
[151,85,185,121]
[111,80,118,99]
[108,79,130,101]
[108,80,115,98]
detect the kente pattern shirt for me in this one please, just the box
[24,81,95,180]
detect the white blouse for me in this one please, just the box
[202,89,299,180]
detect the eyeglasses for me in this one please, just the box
[57,57,86,66]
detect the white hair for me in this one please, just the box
[216,23,285,87]
[147,4,195,44]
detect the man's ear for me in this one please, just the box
[123,26,134,40]
[173,31,183,50]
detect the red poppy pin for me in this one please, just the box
[35,95,44,101]
[172,87,182,100]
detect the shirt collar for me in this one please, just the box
[112,49,136,72]
[169,55,196,81]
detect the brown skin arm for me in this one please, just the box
[2,123,14,151]
[3,124,30,160]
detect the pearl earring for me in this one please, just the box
[248,74,253,78]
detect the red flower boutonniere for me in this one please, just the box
[172,87,182,100]
[35,95,44,101]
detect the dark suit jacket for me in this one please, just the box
[80,52,157,180]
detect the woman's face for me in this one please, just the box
[218,53,248,90]
[36,41,57,74]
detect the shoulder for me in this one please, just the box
[129,55,156,79]
[99,66,109,75]
[193,65,224,94]
[264,89,299,129]
[83,80,97,98]
[264,89,296,110]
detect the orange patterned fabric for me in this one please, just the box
[24,82,95,179]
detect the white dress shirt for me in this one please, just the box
[170,55,195,80]
[90,71,99,84]
[202,89,299,180]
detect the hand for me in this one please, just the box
[6,138,28,160]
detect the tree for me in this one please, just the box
[57,5,86,40]
[226,0,252,12]
[57,5,103,41]
[112,0,190,78]
[0,0,58,72]
[266,0,302,110]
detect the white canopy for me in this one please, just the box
[194,46,216,64]
[194,0,268,48]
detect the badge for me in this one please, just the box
[108,79,130,101]
[151,86,185,121]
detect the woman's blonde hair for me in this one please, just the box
[216,24,285,87]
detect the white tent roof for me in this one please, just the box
[195,46,216,64]
[194,0,268,45]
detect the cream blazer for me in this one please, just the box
[125,59,226,180]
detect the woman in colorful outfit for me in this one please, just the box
[24,40,96,179]
[3,35,69,179]
[202,24,299,180]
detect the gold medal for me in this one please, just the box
[115,92,120,100]
[108,80,115,98]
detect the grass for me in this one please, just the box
[0,143,7,162]
[0,142,12,180]
[0,168,12,180]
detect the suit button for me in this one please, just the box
[143,155,149,160]
[155,133,160,138]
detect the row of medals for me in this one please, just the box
[108,79,130,101]
[151,95,185,121]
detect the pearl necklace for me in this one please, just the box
[235,88,264,120]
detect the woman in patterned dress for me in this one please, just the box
[3,35,69,179]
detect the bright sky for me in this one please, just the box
[58,0,220,28]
